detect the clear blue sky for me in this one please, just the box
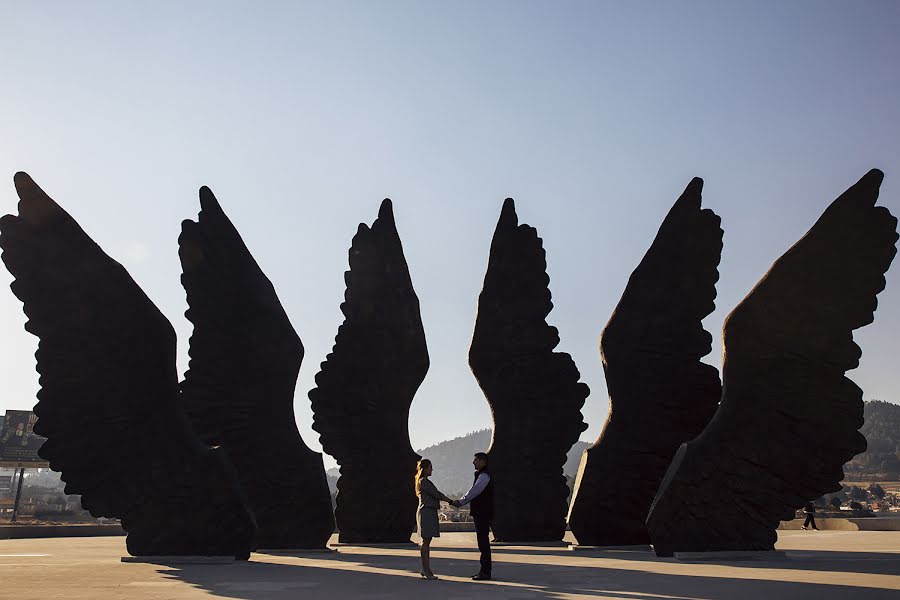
[1,1,898,469]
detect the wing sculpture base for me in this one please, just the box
[332,464,420,544]
[471,199,589,542]
[310,200,427,544]
[119,449,255,559]
[225,447,334,550]
[567,179,723,546]
[179,188,335,550]
[647,170,898,556]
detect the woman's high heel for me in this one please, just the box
[420,571,438,580]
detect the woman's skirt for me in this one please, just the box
[417,507,441,539]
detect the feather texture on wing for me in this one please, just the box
[0,173,255,558]
[309,199,426,543]
[470,198,589,542]
[568,178,723,545]
[179,186,334,549]
[647,169,898,555]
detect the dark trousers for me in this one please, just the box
[803,514,817,529]
[474,515,492,574]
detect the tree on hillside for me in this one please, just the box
[829,497,843,509]
[414,428,591,496]
[847,485,868,501]
[844,400,900,479]
[868,483,886,500]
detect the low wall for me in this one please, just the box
[3,522,471,539]
[779,517,900,531]
[14,517,896,540]
[0,524,125,539]
[779,518,858,531]
[852,517,900,531]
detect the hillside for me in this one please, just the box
[415,429,591,496]
[845,400,900,479]
[325,400,899,494]
[325,429,591,496]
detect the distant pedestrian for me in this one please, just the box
[801,502,819,530]
[415,458,452,580]
[450,452,493,581]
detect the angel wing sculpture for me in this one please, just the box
[647,169,898,555]
[309,199,427,544]
[567,178,723,546]
[470,198,589,542]
[0,173,256,558]
[178,187,334,550]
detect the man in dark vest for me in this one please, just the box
[451,452,493,580]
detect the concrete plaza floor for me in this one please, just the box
[3,531,899,599]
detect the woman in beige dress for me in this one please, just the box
[415,458,452,579]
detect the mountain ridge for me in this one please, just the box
[325,401,898,495]
[327,428,591,496]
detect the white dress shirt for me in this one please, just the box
[456,472,491,506]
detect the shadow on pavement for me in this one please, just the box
[157,549,900,600]
[369,544,900,577]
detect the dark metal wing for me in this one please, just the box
[179,186,334,549]
[0,173,254,558]
[309,199,427,543]
[470,198,589,542]
[568,178,723,546]
[647,169,898,555]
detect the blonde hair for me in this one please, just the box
[415,458,432,494]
